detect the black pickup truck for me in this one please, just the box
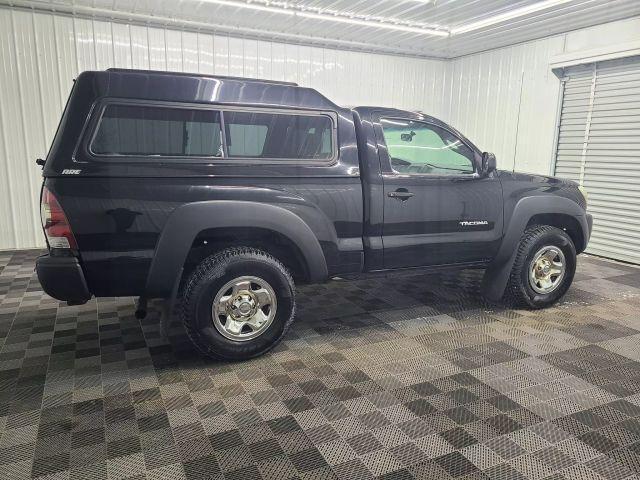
[36,69,592,360]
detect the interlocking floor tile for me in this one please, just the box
[1,251,640,478]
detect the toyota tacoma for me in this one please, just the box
[36,69,592,360]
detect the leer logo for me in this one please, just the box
[62,169,81,174]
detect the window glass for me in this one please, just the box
[228,123,268,157]
[380,118,475,175]
[224,111,333,160]
[91,104,222,157]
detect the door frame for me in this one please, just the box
[370,109,503,270]
[371,109,484,179]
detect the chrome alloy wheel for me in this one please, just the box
[212,276,277,341]
[528,246,566,294]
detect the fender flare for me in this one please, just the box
[482,196,590,301]
[144,201,328,298]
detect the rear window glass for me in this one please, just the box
[91,104,222,157]
[224,111,333,160]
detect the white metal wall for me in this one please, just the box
[2,6,640,252]
[444,16,640,175]
[445,37,566,174]
[0,7,448,250]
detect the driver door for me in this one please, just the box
[373,110,503,269]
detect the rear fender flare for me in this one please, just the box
[482,196,589,301]
[144,201,328,298]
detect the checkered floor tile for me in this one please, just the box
[1,250,640,479]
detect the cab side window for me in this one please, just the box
[380,118,475,175]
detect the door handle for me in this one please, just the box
[388,189,414,200]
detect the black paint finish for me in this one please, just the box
[39,69,590,301]
[364,108,503,269]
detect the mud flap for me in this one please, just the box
[481,253,517,302]
[159,267,183,339]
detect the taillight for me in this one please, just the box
[41,186,77,249]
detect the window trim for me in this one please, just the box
[221,106,338,164]
[81,98,338,165]
[378,116,481,178]
[86,100,224,161]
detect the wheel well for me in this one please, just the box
[183,227,310,283]
[526,213,585,252]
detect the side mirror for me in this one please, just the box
[482,152,496,176]
[400,131,416,142]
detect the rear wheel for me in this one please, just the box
[180,247,296,360]
[504,225,576,308]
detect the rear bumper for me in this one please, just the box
[36,254,91,304]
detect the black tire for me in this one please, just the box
[503,225,576,309]
[180,247,296,360]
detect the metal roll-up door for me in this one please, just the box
[554,57,640,264]
[555,64,595,184]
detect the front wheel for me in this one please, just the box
[503,225,576,309]
[180,247,296,360]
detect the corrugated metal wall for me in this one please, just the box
[446,37,566,174]
[2,6,639,251]
[445,16,640,176]
[0,7,448,250]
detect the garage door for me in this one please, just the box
[554,56,640,264]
